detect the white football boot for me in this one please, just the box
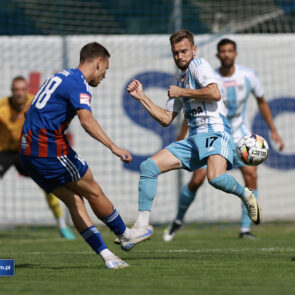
[105,255,129,269]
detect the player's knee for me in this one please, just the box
[140,158,161,178]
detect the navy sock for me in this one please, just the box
[80,225,107,254]
[101,208,126,236]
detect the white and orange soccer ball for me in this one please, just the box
[236,134,269,166]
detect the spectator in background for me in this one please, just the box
[0,76,75,239]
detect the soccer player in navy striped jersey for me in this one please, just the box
[20,42,152,269]
[163,38,284,242]
[126,30,262,243]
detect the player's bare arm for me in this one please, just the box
[168,83,220,101]
[77,108,132,162]
[127,79,177,127]
[256,96,285,151]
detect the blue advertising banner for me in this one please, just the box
[0,259,15,276]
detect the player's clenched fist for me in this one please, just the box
[168,85,183,98]
[111,145,133,163]
[127,79,144,100]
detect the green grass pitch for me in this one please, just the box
[0,223,295,295]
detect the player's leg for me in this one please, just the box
[133,148,182,229]
[207,154,261,225]
[66,167,153,251]
[163,168,207,242]
[0,151,17,178]
[52,185,128,269]
[0,152,13,228]
[15,154,75,239]
[44,193,75,240]
[239,165,258,239]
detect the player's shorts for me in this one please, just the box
[232,143,246,169]
[166,131,234,172]
[20,148,88,193]
[0,151,28,177]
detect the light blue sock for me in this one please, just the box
[138,158,161,211]
[209,173,245,198]
[241,189,258,230]
[176,184,196,221]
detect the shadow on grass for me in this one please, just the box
[120,255,199,261]
[16,263,100,270]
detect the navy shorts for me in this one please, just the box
[20,149,88,193]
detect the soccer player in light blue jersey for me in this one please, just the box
[126,31,262,242]
[163,38,284,242]
[20,42,152,269]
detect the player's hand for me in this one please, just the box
[271,131,284,151]
[127,79,144,100]
[168,85,183,98]
[111,145,132,163]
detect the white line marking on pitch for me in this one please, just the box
[12,247,295,255]
[133,247,295,253]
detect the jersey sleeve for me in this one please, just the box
[67,79,92,112]
[165,77,183,113]
[250,71,264,98]
[190,58,217,88]
[165,97,183,113]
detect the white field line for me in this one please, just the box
[7,247,295,255]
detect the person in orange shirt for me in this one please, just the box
[0,76,75,239]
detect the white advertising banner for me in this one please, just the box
[0,35,294,225]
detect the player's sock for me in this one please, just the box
[209,173,245,198]
[240,189,258,230]
[57,216,67,230]
[80,225,107,254]
[176,184,197,221]
[99,248,115,261]
[138,158,161,212]
[134,211,150,228]
[101,208,127,236]
[133,158,161,227]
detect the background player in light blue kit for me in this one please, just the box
[163,38,284,242]
[125,31,262,242]
[20,42,152,269]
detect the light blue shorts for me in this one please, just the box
[233,143,246,169]
[166,131,234,172]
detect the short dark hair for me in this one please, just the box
[217,39,237,52]
[80,42,110,63]
[170,30,195,47]
[11,76,27,88]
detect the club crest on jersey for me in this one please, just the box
[80,93,91,106]
[180,74,187,84]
